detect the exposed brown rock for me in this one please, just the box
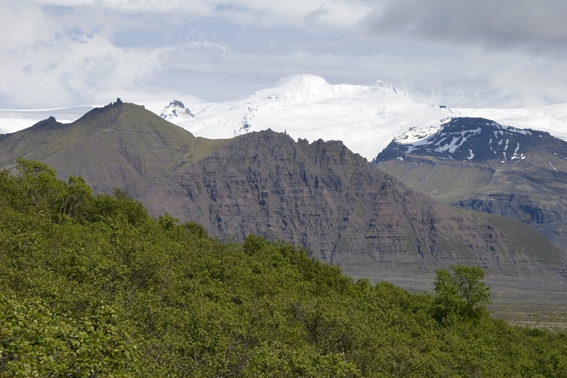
[140,130,561,277]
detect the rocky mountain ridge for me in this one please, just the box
[375,117,557,163]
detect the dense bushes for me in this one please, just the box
[1,159,567,376]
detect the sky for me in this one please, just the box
[1,0,567,109]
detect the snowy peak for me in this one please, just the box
[160,100,194,121]
[371,80,409,97]
[261,74,334,105]
[156,74,453,160]
[257,74,409,105]
[375,117,558,163]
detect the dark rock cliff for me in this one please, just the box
[141,130,561,277]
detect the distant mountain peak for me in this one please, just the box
[375,116,567,253]
[264,74,408,104]
[160,99,194,121]
[28,115,64,132]
[271,74,408,97]
[73,98,128,123]
[375,117,554,163]
[258,74,343,105]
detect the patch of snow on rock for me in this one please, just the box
[511,143,523,160]
[394,124,443,144]
[160,100,194,121]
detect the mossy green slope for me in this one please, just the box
[2,160,567,377]
[0,101,229,195]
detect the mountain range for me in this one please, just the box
[0,101,563,287]
[3,74,567,162]
[155,74,454,160]
[2,76,567,292]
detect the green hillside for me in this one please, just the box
[1,159,567,377]
[0,101,230,196]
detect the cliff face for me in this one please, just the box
[0,106,562,279]
[141,130,562,277]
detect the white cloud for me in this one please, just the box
[0,39,168,107]
[363,0,567,54]
[0,0,377,107]
[0,2,172,107]
[26,0,374,29]
[0,3,50,48]
[163,41,567,108]
[2,0,567,109]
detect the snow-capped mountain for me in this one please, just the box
[158,74,454,160]
[374,116,567,252]
[160,100,194,121]
[375,117,547,163]
[4,74,567,162]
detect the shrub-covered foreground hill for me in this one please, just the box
[1,160,567,377]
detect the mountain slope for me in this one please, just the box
[0,105,563,281]
[375,117,567,250]
[0,99,230,195]
[141,129,563,277]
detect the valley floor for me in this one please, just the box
[348,267,567,328]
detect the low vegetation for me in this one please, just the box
[1,159,567,377]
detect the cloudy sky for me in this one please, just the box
[1,0,567,109]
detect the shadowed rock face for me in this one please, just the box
[0,105,563,279]
[375,117,567,251]
[141,130,562,278]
